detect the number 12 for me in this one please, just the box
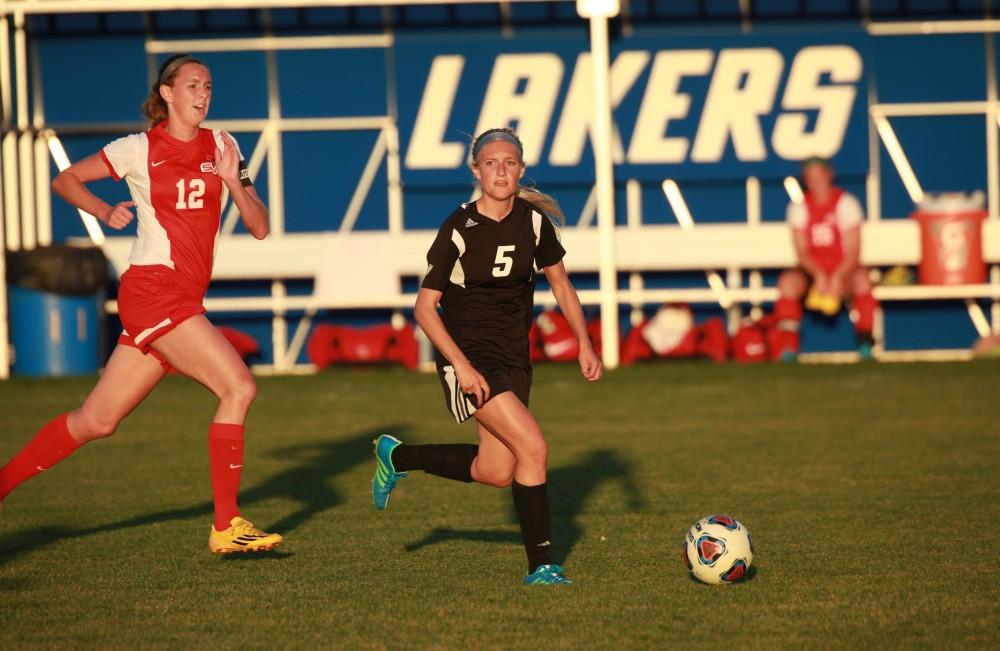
[175,179,206,210]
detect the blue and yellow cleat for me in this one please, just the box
[523,564,572,586]
[372,434,407,510]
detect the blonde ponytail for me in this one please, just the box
[517,186,565,227]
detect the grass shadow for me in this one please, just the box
[548,448,645,563]
[218,550,296,562]
[403,448,644,565]
[404,526,521,552]
[0,425,401,568]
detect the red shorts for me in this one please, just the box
[117,265,205,366]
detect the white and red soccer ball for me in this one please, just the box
[683,515,754,585]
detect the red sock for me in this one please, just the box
[851,292,877,334]
[774,296,803,324]
[771,297,803,358]
[208,423,244,531]
[0,414,81,501]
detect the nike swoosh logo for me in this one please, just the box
[36,465,47,472]
[151,160,166,167]
[544,339,577,357]
[229,464,243,470]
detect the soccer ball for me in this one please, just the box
[683,515,753,585]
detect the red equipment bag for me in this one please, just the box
[536,310,580,361]
[621,318,654,365]
[732,319,767,363]
[307,322,418,370]
[695,318,728,363]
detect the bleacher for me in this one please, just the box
[5,0,1000,375]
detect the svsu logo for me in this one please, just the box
[406,45,862,169]
[200,161,217,174]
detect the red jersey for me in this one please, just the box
[786,187,864,273]
[100,121,244,297]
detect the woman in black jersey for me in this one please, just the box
[371,127,601,585]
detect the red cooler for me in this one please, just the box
[912,193,987,285]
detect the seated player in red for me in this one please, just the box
[0,54,281,554]
[771,157,878,360]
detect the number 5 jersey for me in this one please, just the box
[421,197,566,370]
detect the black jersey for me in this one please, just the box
[421,196,566,369]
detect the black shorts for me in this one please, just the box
[436,363,532,424]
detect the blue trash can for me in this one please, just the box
[6,245,109,377]
[8,285,103,377]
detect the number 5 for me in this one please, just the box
[492,245,516,277]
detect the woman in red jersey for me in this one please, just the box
[0,54,281,554]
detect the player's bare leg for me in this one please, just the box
[152,315,256,426]
[472,392,546,486]
[151,315,281,553]
[474,393,568,585]
[470,422,516,488]
[68,344,167,442]
[0,344,165,506]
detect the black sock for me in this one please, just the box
[391,444,478,482]
[511,481,552,573]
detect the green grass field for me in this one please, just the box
[1,361,998,649]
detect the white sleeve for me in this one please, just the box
[836,193,864,229]
[101,133,142,181]
[786,201,807,230]
[213,129,245,161]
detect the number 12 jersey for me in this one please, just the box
[100,120,251,297]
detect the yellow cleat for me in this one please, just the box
[208,516,283,554]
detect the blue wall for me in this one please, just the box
[26,17,994,360]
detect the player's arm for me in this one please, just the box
[414,288,490,406]
[791,228,821,277]
[542,261,602,381]
[217,132,269,240]
[787,201,822,278]
[829,195,864,296]
[52,153,135,230]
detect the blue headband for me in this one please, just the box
[472,130,523,162]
